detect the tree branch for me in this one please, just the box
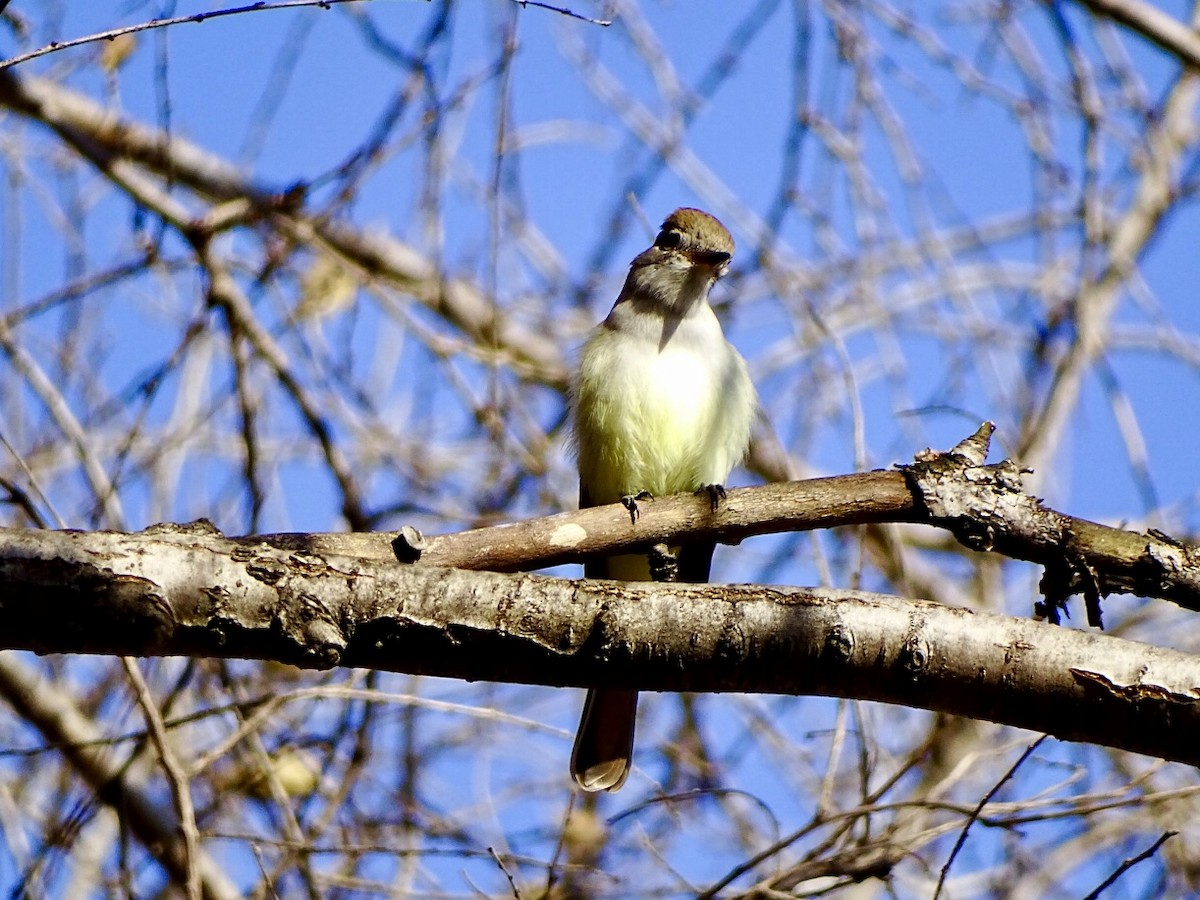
[1,520,1200,768]
[0,67,572,386]
[1072,0,1200,69]
[256,424,1200,619]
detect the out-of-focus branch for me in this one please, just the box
[1073,0,1200,68]
[0,317,125,529]
[0,654,240,900]
[0,68,572,386]
[1018,9,1200,476]
[194,241,370,530]
[120,658,202,900]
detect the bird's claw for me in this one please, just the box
[696,483,727,511]
[620,490,653,525]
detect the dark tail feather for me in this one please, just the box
[571,688,638,792]
[573,504,711,791]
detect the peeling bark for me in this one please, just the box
[2,521,1200,768]
[2,427,1200,770]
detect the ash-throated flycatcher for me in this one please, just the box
[570,208,756,791]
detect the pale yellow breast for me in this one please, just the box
[574,322,752,506]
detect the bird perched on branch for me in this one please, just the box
[570,207,756,791]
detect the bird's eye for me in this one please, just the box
[657,230,683,249]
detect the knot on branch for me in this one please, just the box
[901,422,1056,555]
[899,422,1098,626]
[142,518,224,537]
[1138,532,1200,613]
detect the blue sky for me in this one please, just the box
[3,2,1200,895]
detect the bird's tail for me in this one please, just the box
[571,687,638,792]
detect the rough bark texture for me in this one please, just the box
[2,428,1199,772]
[899,424,1200,624]
[2,521,1200,768]
[251,425,1200,620]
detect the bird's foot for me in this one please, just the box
[620,490,653,525]
[696,483,727,511]
[648,543,678,582]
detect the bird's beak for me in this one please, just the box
[690,249,732,267]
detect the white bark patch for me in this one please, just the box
[548,523,588,548]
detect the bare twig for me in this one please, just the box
[0,0,370,72]
[1081,829,1177,900]
[488,846,523,899]
[121,658,202,900]
[511,0,610,26]
[933,736,1047,899]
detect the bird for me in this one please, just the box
[570,207,756,791]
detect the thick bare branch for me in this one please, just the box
[0,523,1199,770]
[251,427,1200,617]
